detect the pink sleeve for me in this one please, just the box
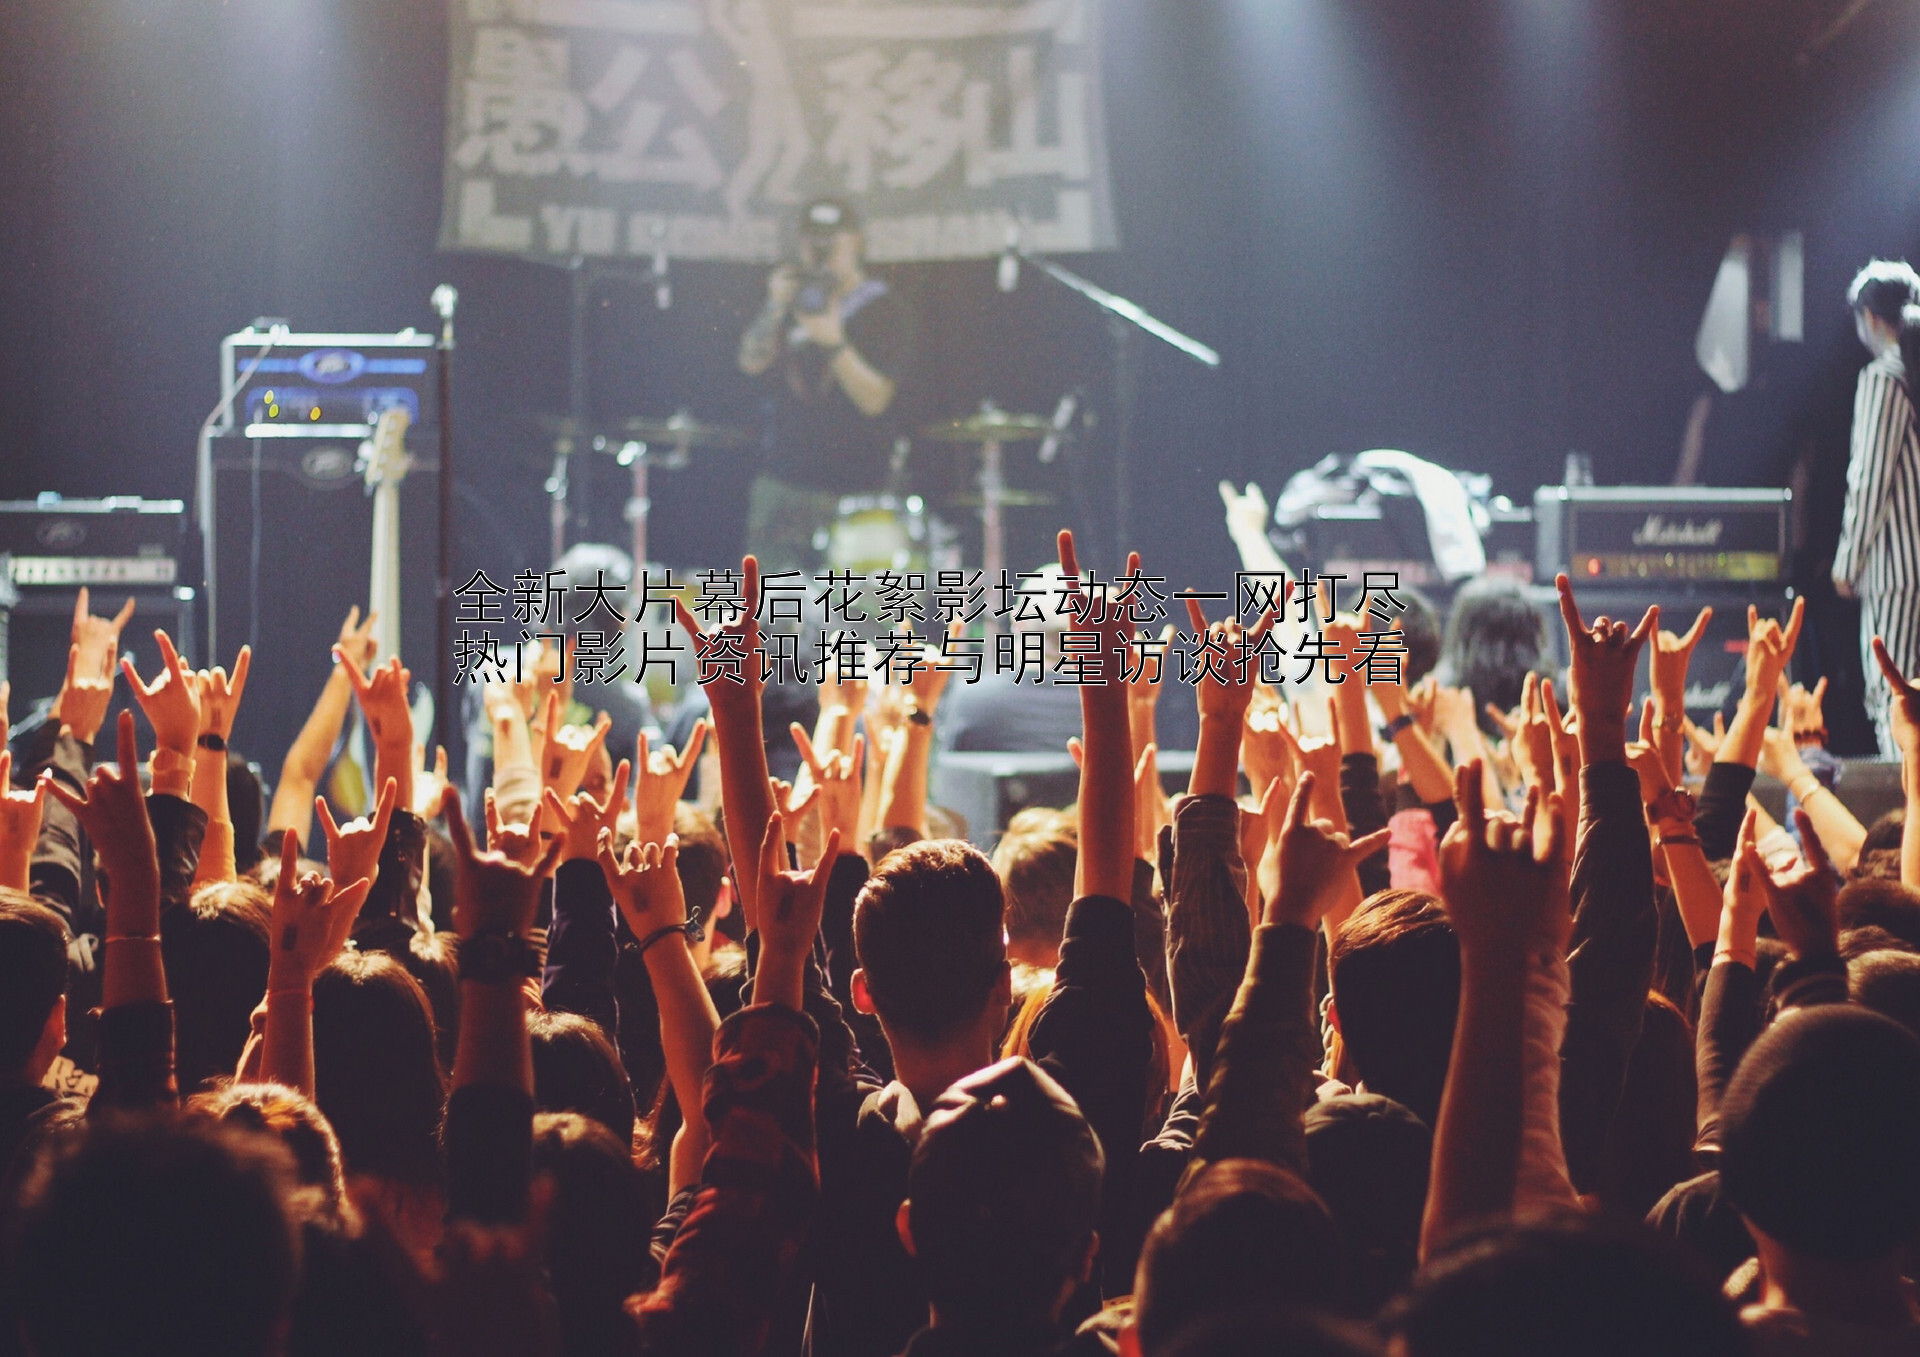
[1387,808,1439,894]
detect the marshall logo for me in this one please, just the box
[1631,515,1723,548]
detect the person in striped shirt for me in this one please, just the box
[1835,258,1920,758]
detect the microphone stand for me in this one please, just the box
[1013,250,1220,569]
[432,284,458,768]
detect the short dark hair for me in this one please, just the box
[990,811,1077,950]
[854,840,1006,1043]
[11,1113,302,1357]
[1838,877,1920,950]
[1386,1217,1746,1357]
[1849,258,1920,327]
[1851,847,1903,883]
[672,804,729,936]
[1851,948,1920,1041]
[1134,1160,1345,1349]
[1719,1005,1920,1262]
[1154,1307,1384,1357]
[1440,580,1553,736]
[1862,807,1905,856]
[166,880,273,1091]
[1329,890,1459,1127]
[0,891,70,1075]
[190,1081,350,1229]
[532,1112,653,1329]
[907,1058,1101,1327]
[1303,1093,1430,1314]
[312,951,447,1187]
[1397,589,1443,686]
[227,751,266,874]
[529,1010,636,1149]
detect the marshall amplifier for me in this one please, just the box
[1534,486,1789,584]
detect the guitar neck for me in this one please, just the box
[369,479,402,665]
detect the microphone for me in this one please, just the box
[1037,391,1078,464]
[997,223,1021,293]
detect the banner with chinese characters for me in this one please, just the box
[440,0,1117,263]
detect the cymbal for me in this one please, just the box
[620,411,752,449]
[920,410,1052,443]
[952,490,1057,508]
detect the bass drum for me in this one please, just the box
[819,494,929,574]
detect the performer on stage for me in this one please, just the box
[1835,258,1920,756]
[737,198,917,574]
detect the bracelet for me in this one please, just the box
[1378,712,1417,741]
[1656,834,1700,849]
[906,706,932,728]
[104,934,162,946]
[1789,775,1824,804]
[149,748,193,775]
[1713,948,1758,970]
[1656,714,1687,734]
[197,733,228,752]
[636,917,705,958]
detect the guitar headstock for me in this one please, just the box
[362,405,412,491]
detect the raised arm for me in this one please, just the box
[269,608,375,847]
[341,654,417,820]
[189,647,250,886]
[1062,530,1136,901]
[674,557,774,924]
[1870,637,1920,890]
[872,629,954,838]
[1649,605,1710,785]
[540,759,633,1041]
[1421,761,1570,1259]
[261,833,369,1097]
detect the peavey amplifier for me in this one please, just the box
[1534,487,1789,584]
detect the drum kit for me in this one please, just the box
[531,401,1063,597]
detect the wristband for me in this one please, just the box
[104,934,162,946]
[1378,713,1416,742]
[457,930,542,984]
[1656,713,1687,734]
[1656,834,1700,849]
[906,706,933,728]
[197,733,228,752]
[1713,947,1758,970]
[636,917,705,958]
[150,748,193,776]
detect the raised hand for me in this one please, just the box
[536,695,611,803]
[1273,697,1346,830]
[483,788,547,871]
[793,724,862,847]
[1777,676,1829,746]
[1219,479,1271,542]
[340,654,414,751]
[1437,760,1570,961]
[414,745,451,818]
[672,555,764,712]
[335,605,379,675]
[1872,636,1920,759]
[122,630,203,756]
[632,723,704,844]
[1625,699,1675,805]
[316,776,397,904]
[1744,597,1806,702]
[751,813,840,1010]
[0,752,49,891]
[1185,596,1278,725]
[596,831,689,939]
[69,589,135,688]
[442,786,564,940]
[1257,771,1389,929]
[45,711,161,937]
[1555,574,1655,762]
[1755,809,1840,962]
[51,633,117,746]
[1651,607,1711,707]
[196,646,252,742]
[267,832,371,990]
[1242,695,1296,800]
[542,759,631,863]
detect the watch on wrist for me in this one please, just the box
[457,929,542,984]
[197,732,228,752]
[1378,712,1416,742]
[1647,786,1697,825]
[906,706,933,727]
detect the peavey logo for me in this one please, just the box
[1631,515,1722,547]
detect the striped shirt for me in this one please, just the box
[1835,353,1920,594]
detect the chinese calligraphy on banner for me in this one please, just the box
[440,0,1117,263]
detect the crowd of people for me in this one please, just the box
[2,531,1919,1357]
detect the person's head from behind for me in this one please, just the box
[312,950,446,1189]
[528,1010,636,1149]
[901,1058,1102,1330]
[1302,1093,1430,1314]
[1719,1005,1920,1276]
[227,752,266,875]
[1849,258,1920,356]
[1863,807,1904,856]
[1838,876,1920,951]
[190,1081,351,1230]
[672,803,735,946]
[853,840,1010,1062]
[1129,1159,1344,1355]
[1387,1216,1745,1357]
[1851,948,1920,1040]
[1397,589,1443,687]
[991,809,1077,970]
[11,1113,301,1357]
[1328,890,1458,1127]
[1150,1307,1383,1357]
[1441,580,1552,735]
[532,1112,652,1334]
[0,892,70,1091]
[165,880,273,1090]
